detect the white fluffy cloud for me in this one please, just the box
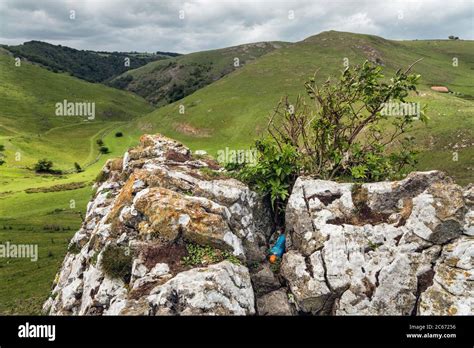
[0,0,472,53]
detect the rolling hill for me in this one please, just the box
[125,31,474,184]
[3,40,179,83]
[108,41,289,105]
[0,30,473,314]
[0,47,153,314]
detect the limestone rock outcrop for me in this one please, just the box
[43,134,272,315]
[43,134,473,316]
[282,172,473,315]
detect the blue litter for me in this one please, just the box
[269,234,286,258]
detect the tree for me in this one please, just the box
[99,146,110,154]
[0,144,5,166]
[238,60,427,224]
[34,159,54,173]
[74,162,83,173]
[115,132,123,137]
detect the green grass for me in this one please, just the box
[109,41,290,105]
[0,49,152,314]
[0,30,473,314]
[129,31,474,184]
[0,187,89,314]
[182,243,241,267]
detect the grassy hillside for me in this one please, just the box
[128,31,474,184]
[0,30,473,314]
[0,50,152,314]
[3,41,179,83]
[109,41,289,105]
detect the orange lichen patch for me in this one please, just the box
[106,173,137,223]
[173,122,212,138]
[419,287,452,314]
[435,263,461,288]
[109,157,123,172]
[448,306,458,315]
[134,187,231,250]
[430,86,449,93]
[139,134,158,147]
[428,183,464,221]
[127,147,155,161]
[445,257,460,267]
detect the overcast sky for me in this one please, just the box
[0,0,472,53]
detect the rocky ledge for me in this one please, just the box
[43,134,473,316]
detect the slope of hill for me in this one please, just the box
[1,30,473,314]
[127,31,474,184]
[3,41,179,83]
[108,41,289,105]
[0,49,153,314]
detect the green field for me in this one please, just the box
[0,31,473,314]
[127,31,474,184]
[109,41,289,105]
[0,49,152,314]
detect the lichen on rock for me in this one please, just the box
[282,171,473,315]
[43,135,472,316]
[43,134,272,315]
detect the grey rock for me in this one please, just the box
[282,171,473,315]
[257,289,294,315]
[43,134,269,316]
[251,263,281,296]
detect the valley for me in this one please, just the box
[0,30,473,314]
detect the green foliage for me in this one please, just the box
[0,145,5,166]
[95,169,108,183]
[99,146,110,154]
[0,50,152,314]
[182,243,240,267]
[299,61,426,181]
[237,138,299,221]
[134,32,473,186]
[238,61,427,220]
[100,245,132,282]
[74,162,83,173]
[96,139,104,146]
[3,41,175,83]
[110,42,284,105]
[34,159,57,173]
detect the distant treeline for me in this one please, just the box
[3,41,181,83]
